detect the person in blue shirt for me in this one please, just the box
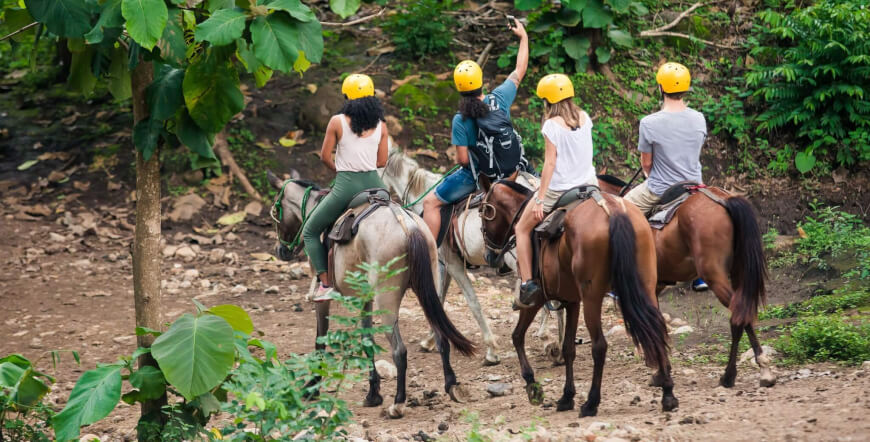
[421,17,529,240]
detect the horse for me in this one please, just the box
[597,175,774,388]
[267,171,475,418]
[479,180,678,416]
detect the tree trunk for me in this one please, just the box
[130,59,168,426]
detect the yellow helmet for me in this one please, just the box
[453,60,483,92]
[341,74,375,100]
[656,62,691,93]
[536,74,574,104]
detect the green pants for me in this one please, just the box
[303,170,385,275]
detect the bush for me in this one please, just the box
[775,316,870,364]
[795,203,870,279]
[760,289,870,320]
[745,0,870,172]
[383,0,456,59]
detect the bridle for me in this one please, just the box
[269,179,323,256]
[479,181,534,261]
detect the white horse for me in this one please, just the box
[381,146,565,365]
[268,171,475,418]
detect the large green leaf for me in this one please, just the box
[563,35,591,60]
[582,0,613,28]
[195,8,247,46]
[607,27,633,47]
[556,8,583,27]
[795,150,816,173]
[250,13,298,72]
[84,0,123,44]
[562,0,588,12]
[329,0,360,19]
[207,0,235,12]
[176,110,215,158]
[147,64,185,120]
[208,304,254,335]
[133,117,162,160]
[2,8,36,42]
[292,19,323,64]
[157,7,186,67]
[265,0,315,22]
[122,0,168,50]
[605,0,631,13]
[25,0,92,37]
[151,313,235,400]
[514,0,543,11]
[107,46,132,100]
[128,365,166,401]
[182,52,244,133]
[0,357,50,410]
[67,44,97,95]
[52,366,122,442]
[595,45,612,64]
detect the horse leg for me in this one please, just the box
[721,322,744,388]
[649,285,671,387]
[513,304,545,405]
[362,301,383,408]
[435,332,470,404]
[704,269,743,388]
[746,324,776,387]
[384,313,408,418]
[304,300,331,398]
[542,308,567,366]
[556,302,580,411]
[447,251,499,366]
[420,256,450,353]
[580,291,606,417]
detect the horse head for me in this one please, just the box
[479,180,533,267]
[267,169,313,261]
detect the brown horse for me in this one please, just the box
[480,181,677,416]
[597,175,773,388]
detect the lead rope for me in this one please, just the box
[401,164,461,209]
[272,181,313,249]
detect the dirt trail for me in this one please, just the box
[1,208,869,441]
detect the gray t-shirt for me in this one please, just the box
[638,109,707,196]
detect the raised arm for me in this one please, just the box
[508,18,529,86]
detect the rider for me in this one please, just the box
[421,17,529,241]
[515,74,598,307]
[302,74,390,301]
[624,62,709,291]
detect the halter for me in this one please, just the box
[479,181,534,259]
[270,180,317,256]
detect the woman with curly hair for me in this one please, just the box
[302,74,390,301]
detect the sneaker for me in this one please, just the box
[517,280,542,308]
[312,284,334,302]
[692,278,709,292]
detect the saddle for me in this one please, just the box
[325,188,393,286]
[647,182,725,229]
[433,191,486,248]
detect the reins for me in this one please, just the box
[270,180,317,251]
[480,182,533,255]
[400,164,460,209]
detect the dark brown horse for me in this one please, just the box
[480,181,677,416]
[598,175,773,388]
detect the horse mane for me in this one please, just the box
[385,148,439,197]
[495,179,533,196]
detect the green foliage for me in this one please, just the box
[745,0,870,172]
[760,289,870,320]
[775,316,870,364]
[701,86,752,145]
[1,352,78,441]
[792,203,870,279]
[383,0,456,60]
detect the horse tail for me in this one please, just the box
[609,212,670,370]
[407,228,476,356]
[724,196,767,326]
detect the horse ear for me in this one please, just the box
[267,170,284,189]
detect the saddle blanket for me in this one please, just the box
[649,192,690,230]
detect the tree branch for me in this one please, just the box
[321,8,385,27]
[476,42,494,66]
[639,1,712,36]
[213,132,263,201]
[639,30,736,49]
[1,22,37,41]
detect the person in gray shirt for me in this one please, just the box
[625,62,707,214]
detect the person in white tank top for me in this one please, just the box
[302,74,390,301]
[515,74,598,307]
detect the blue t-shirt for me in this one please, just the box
[450,79,517,149]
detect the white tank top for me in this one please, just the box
[541,114,597,191]
[335,115,381,172]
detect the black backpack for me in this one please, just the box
[468,95,525,180]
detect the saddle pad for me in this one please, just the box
[649,192,690,230]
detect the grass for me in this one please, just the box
[760,289,870,321]
[774,316,870,365]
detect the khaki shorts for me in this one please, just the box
[542,188,566,213]
[623,181,661,215]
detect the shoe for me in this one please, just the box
[497,262,513,276]
[311,284,334,302]
[517,280,542,308]
[692,278,709,292]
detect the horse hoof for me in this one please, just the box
[556,398,574,412]
[525,383,544,406]
[579,402,598,417]
[718,375,736,388]
[364,394,383,407]
[759,376,777,388]
[661,396,679,412]
[448,384,470,403]
[387,403,405,419]
[483,355,500,366]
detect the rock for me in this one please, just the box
[199,279,211,289]
[244,201,263,218]
[486,382,513,397]
[437,422,449,432]
[231,285,248,294]
[182,269,199,281]
[49,232,66,242]
[292,303,303,312]
[797,368,812,378]
[861,361,870,371]
[179,280,192,289]
[264,286,280,294]
[679,416,697,425]
[605,325,625,338]
[175,246,197,261]
[670,317,688,327]
[297,85,344,132]
[670,325,694,335]
[162,244,179,257]
[225,268,236,278]
[375,360,397,379]
[587,422,611,432]
[208,248,226,263]
[225,232,239,241]
[112,336,134,344]
[661,312,672,323]
[289,267,306,280]
[168,193,206,222]
[739,345,778,365]
[29,338,43,349]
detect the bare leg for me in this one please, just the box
[746,325,776,387]
[513,304,545,405]
[422,194,443,241]
[515,202,537,282]
[581,291,606,417]
[556,302,580,411]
